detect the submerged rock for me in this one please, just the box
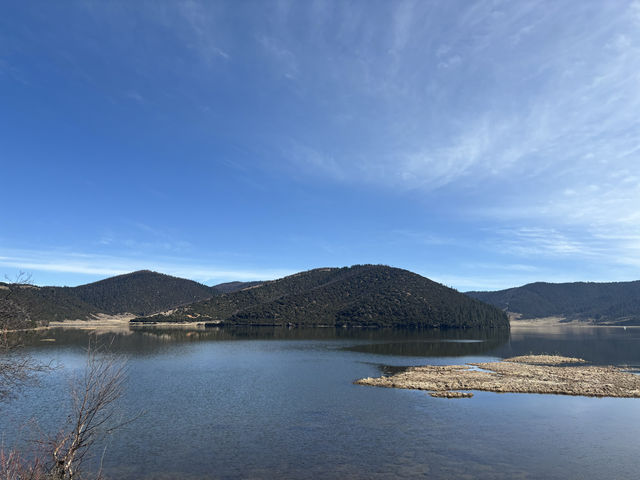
[429,391,473,398]
[503,355,585,365]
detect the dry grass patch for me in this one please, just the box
[355,355,640,398]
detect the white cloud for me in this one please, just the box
[176,0,230,64]
[493,228,596,257]
[631,1,640,25]
[270,1,640,215]
[257,35,299,79]
[0,249,294,285]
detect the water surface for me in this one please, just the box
[2,326,640,479]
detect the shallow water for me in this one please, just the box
[2,326,640,479]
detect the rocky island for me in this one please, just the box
[356,355,640,398]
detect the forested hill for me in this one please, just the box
[134,265,509,329]
[211,281,263,294]
[71,270,215,315]
[466,280,640,325]
[0,270,216,328]
[0,283,98,329]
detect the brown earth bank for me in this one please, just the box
[508,314,640,328]
[355,355,640,398]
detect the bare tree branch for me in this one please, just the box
[0,331,52,403]
[0,444,46,480]
[3,272,33,287]
[46,341,130,480]
[1,271,34,331]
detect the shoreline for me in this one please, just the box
[48,313,135,329]
[3,314,135,334]
[3,315,637,334]
[509,316,639,328]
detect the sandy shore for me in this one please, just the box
[129,321,215,329]
[44,314,135,333]
[509,316,639,328]
[356,355,640,398]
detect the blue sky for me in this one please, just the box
[2,1,639,290]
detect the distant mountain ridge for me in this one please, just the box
[71,270,215,315]
[1,270,220,328]
[466,280,640,325]
[134,265,509,329]
[211,281,263,294]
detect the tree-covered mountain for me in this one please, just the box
[211,281,263,294]
[0,270,216,328]
[466,281,640,325]
[134,265,509,329]
[71,270,214,315]
[0,283,99,328]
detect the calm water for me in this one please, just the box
[2,326,640,479]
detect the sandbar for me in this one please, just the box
[355,355,640,398]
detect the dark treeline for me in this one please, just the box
[2,267,509,330]
[135,265,509,329]
[0,283,96,328]
[211,280,264,294]
[71,270,214,315]
[467,280,640,325]
[0,270,249,328]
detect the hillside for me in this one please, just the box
[466,281,640,325]
[72,270,214,315]
[134,265,509,329]
[0,283,99,328]
[211,281,263,294]
[0,270,216,328]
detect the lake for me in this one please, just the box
[2,325,640,479]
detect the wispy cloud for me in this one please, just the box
[258,35,299,79]
[125,90,145,103]
[488,226,640,271]
[0,248,293,286]
[492,227,599,258]
[4,1,639,291]
[176,0,230,64]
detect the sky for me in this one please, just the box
[1,1,640,291]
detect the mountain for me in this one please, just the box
[71,270,214,315]
[466,280,640,325]
[134,265,509,329]
[211,281,263,294]
[0,270,215,328]
[0,283,97,328]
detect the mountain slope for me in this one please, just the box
[211,281,263,294]
[466,281,640,325]
[0,283,98,328]
[135,265,509,329]
[1,270,216,328]
[71,270,215,315]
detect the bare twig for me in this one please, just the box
[46,340,129,480]
[0,331,52,403]
[3,272,33,287]
[1,271,35,331]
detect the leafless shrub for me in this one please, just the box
[0,445,46,480]
[0,272,35,333]
[1,339,134,480]
[45,341,130,480]
[3,272,33,287]
[0,331,51,403]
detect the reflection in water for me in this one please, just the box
[8,325,640,367]
[344,329,510,357]
[9,326,511,356]
[10,325,640,366]
[494,326,640,366]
